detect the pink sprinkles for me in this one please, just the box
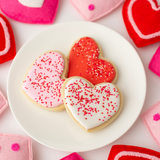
[65,78,120,122]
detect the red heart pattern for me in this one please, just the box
[123,0,160,47]
[0,14,16,64]
[108,145,160,160]
[68,37,117,85]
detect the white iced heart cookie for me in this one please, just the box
[18,0,44,8]
[62,77,123,132]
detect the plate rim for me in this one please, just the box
[7,21,147,152]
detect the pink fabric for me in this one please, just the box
[142,101,160,148]
[0,133,32,160]
[70,0,124,21]
[149,46,160,77]
[60,152,84,160]
[0,0,59,24]
[0,91,8,114]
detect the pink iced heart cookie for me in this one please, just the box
[70,0,124,21]
[0,0,59,24]
[60,152,84,160]
[0,91,8,114]
[0,133,32,160]
[62,77,123,132]
[142,101,160,148]
[22,51,68,111]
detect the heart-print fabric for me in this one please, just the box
[108,145,160,160]
[68,37,117,85]
[123,0,160,47]
[63,77,121,131]
[0,0,59,24]
[0,14,16,64]
[22,51,66,110]
[70,0,124,21]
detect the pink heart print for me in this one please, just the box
[22,51,65,110]
[0,0,59,24]
[70,0,124,21]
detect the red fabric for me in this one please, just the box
[0,14,16,64]
[123,0,160,48]
[108,145,160,160]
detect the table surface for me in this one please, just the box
[1,1,160,160]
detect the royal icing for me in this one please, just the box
[68,37,116,85]
[23,51,65,108]
[128,0,160,39]
[0,17,10,56]
[18,0,44,8]
[64,78,120,130]
[114,151,160,160]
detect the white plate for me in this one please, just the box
[7,22,146,152]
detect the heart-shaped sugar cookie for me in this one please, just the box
[62,77,123,132]
[70,0,124,21]
[22,51,68,111]
[68,37,117,85]
[123,0,160,47]
[0,0,59,24]
[0,14,16,64]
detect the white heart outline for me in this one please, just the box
[0,17,10,56]
[114,151,160,160]
[128,0,160,39]
[18,0,44,8]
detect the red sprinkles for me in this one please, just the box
[65,78,120,124]
[22,52,65,108]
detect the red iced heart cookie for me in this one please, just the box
[70,0,124,21]
[22,51,68,111]
[123,0,160,47]
[0,0,59,24]
[108,145,160,160]
[68,37,117,85]
[62,77,123,132]
[0,14,16,64]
